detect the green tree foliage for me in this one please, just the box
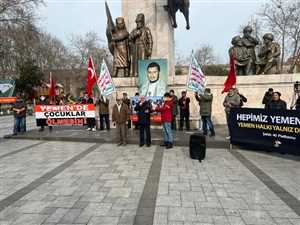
[203,65,228,76]
[15,60,43,99]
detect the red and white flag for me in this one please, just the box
[48,72,56,97]
[85,56,97,97]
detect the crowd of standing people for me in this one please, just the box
[10,84,300,148]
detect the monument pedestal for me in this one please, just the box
[122,0,175,77]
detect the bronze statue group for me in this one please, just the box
[229,26,281,75]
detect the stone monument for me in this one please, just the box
[122,0,175,77]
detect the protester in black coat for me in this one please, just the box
[266,92,287,110]
[178,91,190,130]
[135,96,152,147]
[262,88,274,106]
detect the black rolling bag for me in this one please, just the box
[189,133,206,162]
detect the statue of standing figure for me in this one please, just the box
[129,13,153,77]
[229,36,251,76]
[106,2,154,77]
[105,3,130,77]
[241,26,259,75]
[111,17,131,77]
[256,33,281,75]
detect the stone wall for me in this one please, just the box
[110,73,300,127]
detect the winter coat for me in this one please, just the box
[155,100,173,123]
[195,93,213,116]
[262,92,272,105]
[112,103,130,124]
[171,95,179,116]
[178,97,190,114]
[223,94,241,114]
[98,97,109,114]
[134,101,152,125]
[266,99,287,110]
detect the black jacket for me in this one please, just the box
[239,94,247,107]
[262,92,272,105]
[266,99,287,110]
[178,97,190,114]
[134,101,152,125]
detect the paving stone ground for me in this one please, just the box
[0,138,299,225]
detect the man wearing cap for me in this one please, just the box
[112,96,130,146]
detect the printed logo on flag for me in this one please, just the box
[187,53,206,94]
[97,60,116,96]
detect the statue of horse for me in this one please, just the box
[164,0,190,30]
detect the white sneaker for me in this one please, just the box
[86,128,91,131]
[92,128,96,132]
[226,136,231,140]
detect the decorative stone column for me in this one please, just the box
[122,0,175,78]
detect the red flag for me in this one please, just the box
[48,72,56,97]
[222,55,236,93]
[85,56,97,97]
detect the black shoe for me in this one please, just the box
[146,144,151,147]
[39,128,44,132]
[166,143,173,149]
[139,144,144,147]
[160,142,167,147]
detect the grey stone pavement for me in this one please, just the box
[0,116,300,225]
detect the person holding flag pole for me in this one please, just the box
[222,52,240,139]
[97,59,117,133]
[186,51,207,131]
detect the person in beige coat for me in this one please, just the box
[112,97,130,146]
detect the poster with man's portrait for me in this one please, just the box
[138,59,168,98]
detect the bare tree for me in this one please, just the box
[35,32,70,70]
[194,44,216,66]
[0,0,43,26]
[69,32,110,70]
[287,3,300,73]
[239,16,264,40]
[259,0,298,72]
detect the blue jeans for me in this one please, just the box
[13,117,26,134]
[163,122,173,143]
[201,116,215,136]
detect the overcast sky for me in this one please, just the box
[38,0,268,63]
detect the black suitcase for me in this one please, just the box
[189,133,206,162]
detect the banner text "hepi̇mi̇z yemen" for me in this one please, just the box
[229,108,300,155]
[35,104,95,126]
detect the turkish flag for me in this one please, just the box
[48,72,56,97]
[222,54,236,93]
[86,56,97,97]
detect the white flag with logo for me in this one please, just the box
[97,60,116,96]
[186,52,206,94]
